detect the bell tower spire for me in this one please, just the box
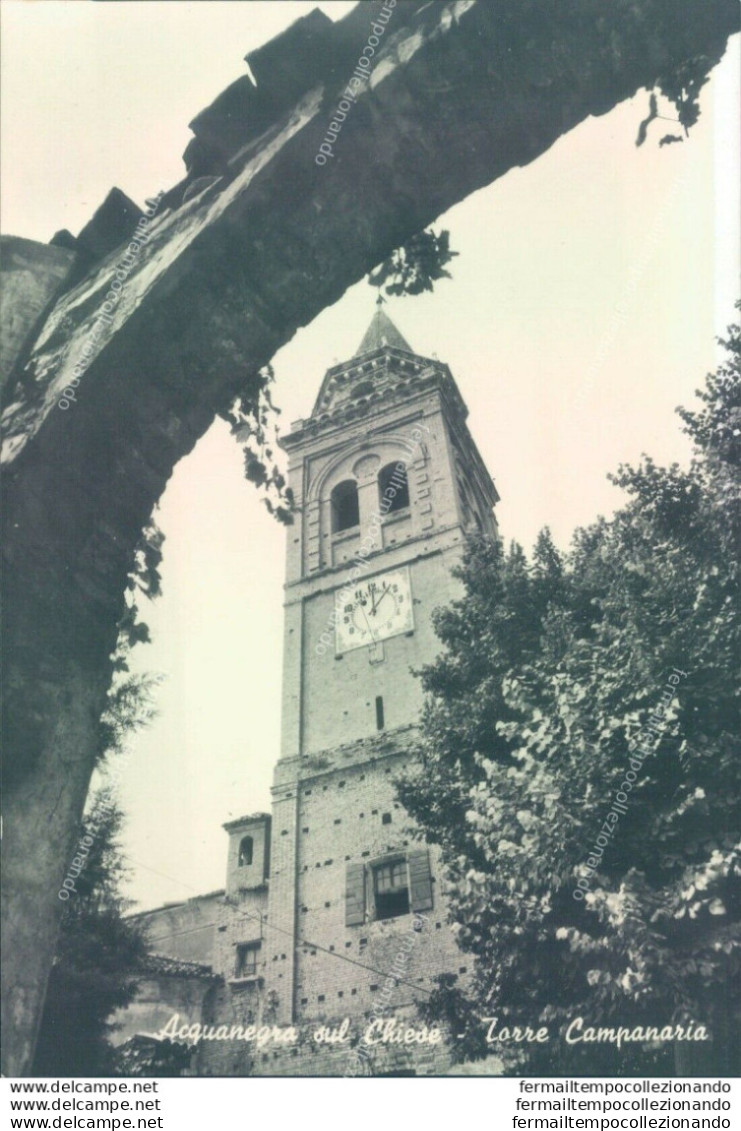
[354,297,414,357]
[260,307,500,1030]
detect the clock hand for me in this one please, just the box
[371,584,391,617]
[376,588,393,615]
[357,597,378,642]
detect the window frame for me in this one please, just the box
[378,463,410,516]
[234,941,261,980]
[371,855,411,921]
[345,849,433,927]
[237,835,254,868]
[331,479,360,534]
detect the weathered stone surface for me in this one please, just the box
[0,237,77,395]
[246,7,335,91]
[2,0,738,1075]
[75,187,144,265]
[49,229,78,253]
[189,7,336,165]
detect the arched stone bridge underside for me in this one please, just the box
[2,0,737,1075]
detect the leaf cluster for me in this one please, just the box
[638,53,717,147]
[368,229,458,297]
[399,310,741,1073]
[220,363,295,525]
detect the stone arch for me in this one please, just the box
[307,432,426,505]
[2,0,735,1075]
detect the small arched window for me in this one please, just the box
[238,836,254,868]
[378,463,410,514]
[331,480,360,533]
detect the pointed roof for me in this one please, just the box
[354,302,413,356]
[305,303,433,422]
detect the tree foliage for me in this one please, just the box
[96,671,162,767]
[101,522,164,764]
[113,1036,192,1078]
[35,589,165,1073]
[110,520,166,660]
[220,362,295,526]
[636,51,723,147]
[32,792,148,1076]
[368,229,458,297]
[399,311,741,1074]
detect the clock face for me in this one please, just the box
[335,568,414,654]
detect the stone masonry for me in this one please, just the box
[124,308,499,1075]
[3,0,737,1074]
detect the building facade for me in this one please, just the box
[117,307,499,1076]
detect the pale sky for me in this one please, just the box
[2,3,739,911]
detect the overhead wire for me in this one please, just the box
[124,852,435,998]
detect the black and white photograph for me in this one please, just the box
[2,0,740,1106]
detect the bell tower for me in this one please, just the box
[279,302,498,758]
[260,305,499,1042]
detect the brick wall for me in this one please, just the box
[285,749,465,1023]
[299,543,465,755]
[248,1002,453,1077]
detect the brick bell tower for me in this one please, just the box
[252,303,499,1059]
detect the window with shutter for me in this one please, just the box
[407,848,433,912]
[373,858,410,920]
[345,862,366,926]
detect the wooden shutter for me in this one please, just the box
[345,862,366,926]
[407,848,433,912]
